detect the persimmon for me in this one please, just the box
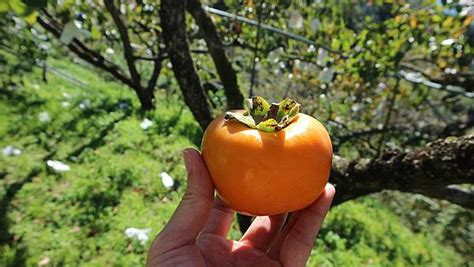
[201,96,332,215]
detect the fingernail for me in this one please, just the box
[325,183,336,197]
[328,183,335,189]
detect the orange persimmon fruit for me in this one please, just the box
[201,96,332,216]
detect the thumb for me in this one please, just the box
[149,149,214,253]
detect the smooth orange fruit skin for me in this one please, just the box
[201,111,333,216]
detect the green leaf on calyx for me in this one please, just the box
[224,112,257,129]
[247,96,271,123]
[225,96,300,132]
[276,98,299,121]
[257,118,279,132]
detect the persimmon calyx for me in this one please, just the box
[224,96,300,132]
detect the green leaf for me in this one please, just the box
[247,96,270,123]
[8,0,37,16]
[9,0,28,14]
[0,0,10,13]
[228,96,300,132]
[249,96,270,116]
[331,38,341,50]
[342,40,351,52]
[224,112,257,129]
[23,10,38,24]
[91,25,101,40]
[276,98,299,121]
[257,118,279,132]
[54,0,74,9]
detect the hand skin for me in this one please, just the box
[147,148,335,267]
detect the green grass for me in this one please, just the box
[0,58,468,266]
[309,198,462,266]
[0,58,199,266]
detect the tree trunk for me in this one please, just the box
[160,0,214,129]
[186,0,244,110]
[136,86,155,111]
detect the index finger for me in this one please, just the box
[200,196,234,237]
[277,184,335,267]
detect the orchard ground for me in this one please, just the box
[0,58,471,266]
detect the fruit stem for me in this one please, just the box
[224,96,300,132]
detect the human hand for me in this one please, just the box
[146,148,335,267]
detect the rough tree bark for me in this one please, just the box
[186,0,244,110]
[330,135,474,207]
[160,0,214,129]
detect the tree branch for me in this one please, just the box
[37,15,134,89]
[104,0,141,87]
[130,23,156,54]
[400,62,474,91]
[38,12,155,109]
[186,0,244,110]
[413,186,474,209]
[331,135,474,209]
[130,24,163,92]
[160,0,213,129]
[147,55,162,92]
[376,78,400,157]
[399,63,474,98]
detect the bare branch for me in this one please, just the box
[40,9,61,29]
[400,62,474,90]
[37,15,134,89]
[38,12,155,109]
[147,55,162,92]
[399,63,474,98]
[376,78,400,157]
[186,0,244,109]
[413,186,474,209]
[331,135,474,209]
[128,22,163,92]
[130,24,156,54]
[104,0,141,87]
